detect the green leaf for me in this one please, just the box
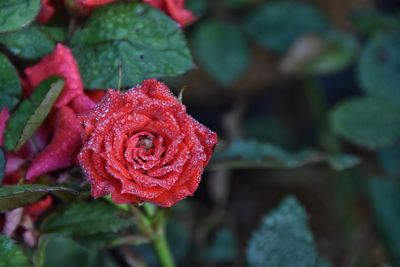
[0,235,29,267]
[378,143,400,176]
[358,31,400,102]
[352,9,400,36]
[211,139,359,171]
[192,19,250,85]
[243,2,329,53]
[4,77,64,151]
[0,25,66,60]
[330,97,400,149]
[41,201,134,235]
[71,3,193,89]
[368,178,400,265]
[303,31,357,75]
[0,0,41,33]
[186,0,209,15]
[0,149,5,184]
[203,228,235,262]
[0,53,21,110]
[33,234,105,267]
[0,184,78,212]
[246,196,317,267]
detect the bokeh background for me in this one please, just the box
[149,0,400,266]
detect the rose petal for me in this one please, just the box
[26,106,81,181]
[37,0,55,24]
[144,0,195,26]
[78,0,116,7]
[3,208,24,237]
[70,93,96,114]
[25,44,84,108]
[0,107,10,146]
[25,196,52,221]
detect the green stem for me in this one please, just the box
[304,78,341,153]
[132,206,175,267]
[152,229,175,267]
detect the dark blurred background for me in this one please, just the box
[146,0,400,266]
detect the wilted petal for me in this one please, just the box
[0,107,10,146]
[70,93,96,114]
[37,0,55,24]
[144,0,195,27]
[26,107,82,181]
[3,208,24,237]
[25,44,84,108]
[24,196,53,221]
[78,0,116,7]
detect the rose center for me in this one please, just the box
[137,135,154,151]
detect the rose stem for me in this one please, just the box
[152,228,175,267]
[132,205,176,267]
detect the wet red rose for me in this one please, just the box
[78,79,217,207]
[144,0,195,27]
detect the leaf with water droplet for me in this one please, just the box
[246,196,317,267]
[0,235,29,267]
[0,24,66,60]
[71,3,194,89]
[0,0,41,33]
[0,184,77,212]
[40,201,134,236]
[0,53,21,110]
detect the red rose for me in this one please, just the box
[78,79,217,207]
[144,0,196,27]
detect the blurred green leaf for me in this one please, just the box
[378,143,400,176]
[211,139,359,171]
[246,196,317,267]
[4,77,64,151]
[0,184,77,212]
[0,53,21,110]
[203,228,235,262]
[368,179,400,265]
[186,0,209,14]
[358,31,400,102]
[41,201,134,236]
[330,97,400,149]
[316,257,333,267]
[304,31,357,75]
[193,19,250,85]
[0,235,29,267]
[0,25,66,60]
[222,0,249,9]
[33,234,113,267]
[243,2,329,53]
[0,0,41,33]
[352,9,400,36]
[71,3,193,89]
